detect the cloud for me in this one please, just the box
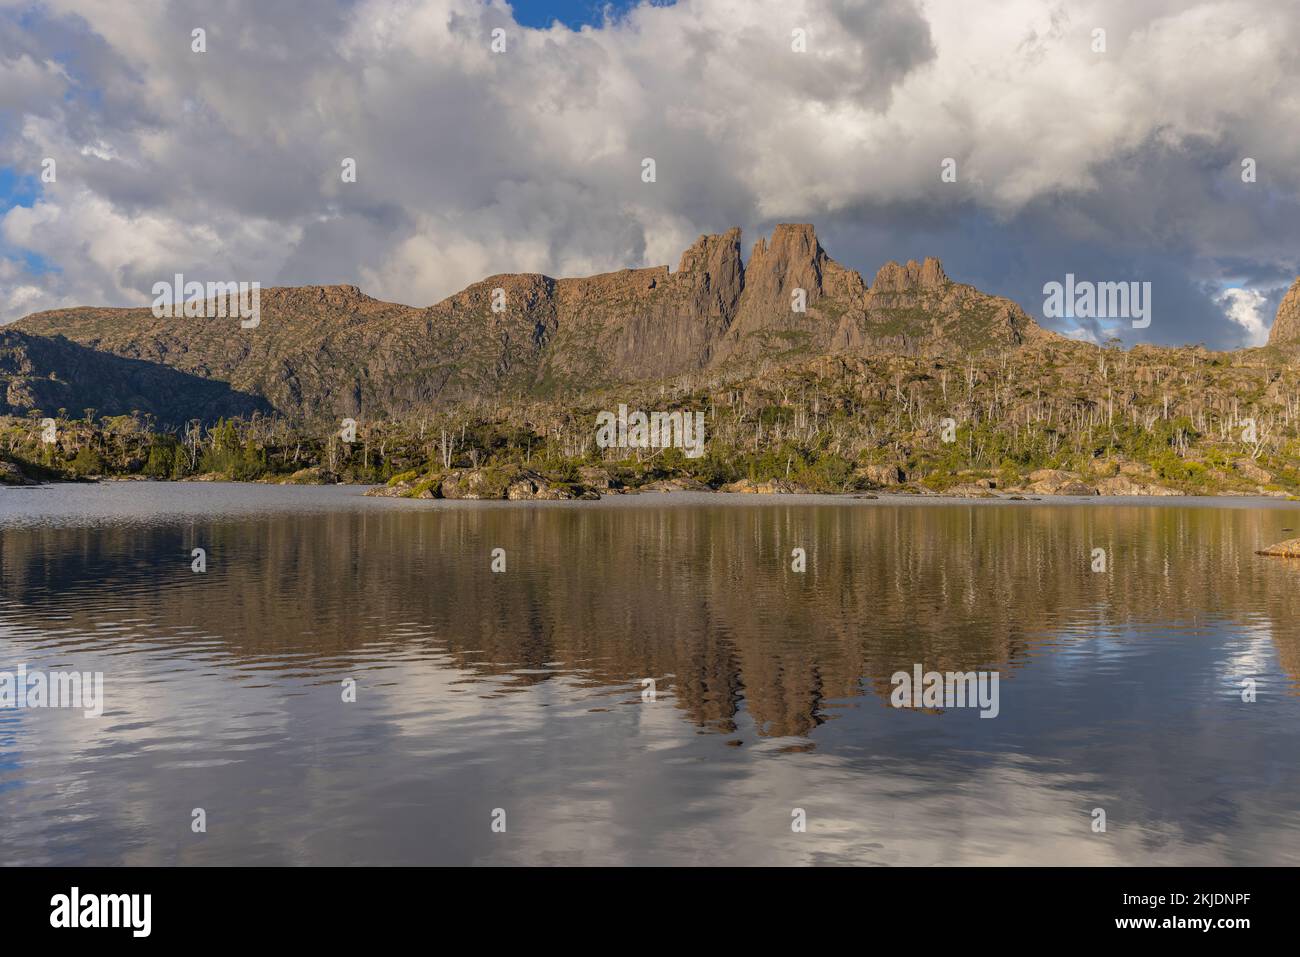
[0,0,1297,347]
[0,187,299,319]
[1218,287,1270,347]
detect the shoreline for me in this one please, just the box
[6,478,1300,509]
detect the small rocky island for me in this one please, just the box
[1257,538,1300,557]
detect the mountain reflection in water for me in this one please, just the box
[2,483,1299,865]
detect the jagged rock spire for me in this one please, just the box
[1269,277,1300,345]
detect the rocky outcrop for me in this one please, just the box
[1023,469,1098,496]
[857,464,906,487]
[711,224,867,365]
[505,470,578,501]
[869,257,949,294]
[673,228,746,318]
[1235,458,1274,484]
[0,459,38,485]
[276,467,338,485]
[550,228,744,382]
[718,477,814,494]
[576,465,619,489]
[639,477,713,493]
[837,257,1051,355]
[1008,468,1182,497]
[1257,537,1300,557]
[940,482,998,498]
[1268,278,1300,346]
[366,467,593,501]
[1095,474,1180,496]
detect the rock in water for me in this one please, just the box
[1257,537,1300,557]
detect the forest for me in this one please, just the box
[5,341,1300,498]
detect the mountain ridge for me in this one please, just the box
[5,223,1073,424]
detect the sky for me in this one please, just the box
[1,0,1299,349]
[510,1,676,29]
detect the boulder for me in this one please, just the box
[1025,469,1097,496]
[640,477,713,493]
[506,470,575,501]
[858,464,906,486]
[365,473,440,497]
[1235,458,1274,485]
[278,466,334,485]
[942,482,997,497]
[577,465,618,489]
[719,478,812,494]
[1095,474,1180,496]
[440,468,512,500]
[1257,537,1300,557]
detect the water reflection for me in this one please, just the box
[2,484,1299,864]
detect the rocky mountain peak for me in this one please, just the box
[1268,277,1300,346]
[673,228,744,318]
[745,224,826,299]
[871,257,949,292]
[676,227,742,274]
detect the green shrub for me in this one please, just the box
[68,444,104,476]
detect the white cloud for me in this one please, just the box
[1,0,1298,338]
[1218,286,1270,347]
[0,53,68,110]
[0,188,299,321]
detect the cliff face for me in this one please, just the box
[1269,278,1300,345]
[10,225,1061,422]
[549,226,745,383]
[711,224,864,365]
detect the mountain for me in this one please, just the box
[9,224,1060,424]
[1269,278,1300,345]
[0,328,269,422]
[713,224,1054,364]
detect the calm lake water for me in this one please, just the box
[3,482,1300,865]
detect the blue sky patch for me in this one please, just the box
[0,165,58,276]
[511,0,676,30]
[0,165,41,209]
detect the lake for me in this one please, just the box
[2,482,1299,865]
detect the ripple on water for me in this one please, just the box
[2,485,1300,863]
